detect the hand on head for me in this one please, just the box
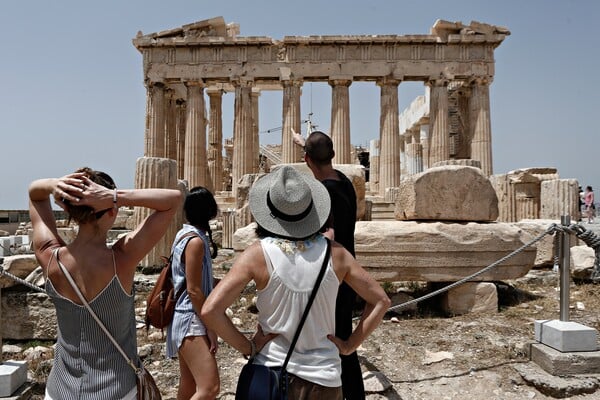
[52,173,86,209]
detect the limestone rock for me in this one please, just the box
[515,219,558,267]
[1,254,39,289]
[355,221,536,282]
[441,282,498,315]
[1,291,57,340]
[395,165,498,222]
[571,245,595,280]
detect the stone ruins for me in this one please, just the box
[0,16,592,338]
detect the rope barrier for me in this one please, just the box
[2,221,600,311]
[383,222,600,315]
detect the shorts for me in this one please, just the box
[185,313,207,337]
[288,373,343,400]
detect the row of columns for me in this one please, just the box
[143,76,492,197]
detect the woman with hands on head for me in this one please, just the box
[201,166,390,400]
[29,167,181,400]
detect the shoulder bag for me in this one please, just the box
[55,249,162,400]
[235,238,331,400]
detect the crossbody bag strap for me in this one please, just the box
[281,238,331,371]
[54,249,139,373]
[171,232,200,300]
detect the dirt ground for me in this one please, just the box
[24,250,600,400]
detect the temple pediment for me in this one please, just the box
[134,16,240,43]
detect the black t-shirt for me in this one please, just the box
[322,170,357,256]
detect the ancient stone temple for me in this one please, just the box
[132,16,509,198]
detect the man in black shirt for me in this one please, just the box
[294,129,364,400]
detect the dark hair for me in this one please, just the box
[587,186,593,191]
[304,131,334,166]
[184,186,219,259]
[66,167,116,225]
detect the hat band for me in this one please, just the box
[267,192,313,222]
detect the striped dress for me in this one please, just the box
[45,257,138,399]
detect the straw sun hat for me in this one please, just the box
[249,166,331,239]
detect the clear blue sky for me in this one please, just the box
[1,0,598,209]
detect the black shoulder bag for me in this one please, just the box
[235,239,331,400]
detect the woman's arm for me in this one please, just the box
[28,173,87,265]
[328,245,391,355]
[201,243,276,356]
[111,187,182,267]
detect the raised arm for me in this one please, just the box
[111,186,182,267]
[29,173,87,265]
[328,243,391,355]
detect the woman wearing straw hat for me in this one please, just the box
[201,166,390,399]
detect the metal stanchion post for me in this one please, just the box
[559,215,571,322]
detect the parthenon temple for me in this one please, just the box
[132,16,510,199]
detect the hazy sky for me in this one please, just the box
[1,0,598,209]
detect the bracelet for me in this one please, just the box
[244,339,257,360]
[113,189,118,206]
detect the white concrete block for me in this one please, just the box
[0,360,27,397]
[535,319,598,352]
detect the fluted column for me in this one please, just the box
[281,80,302,163]
[420,123,430,170]
[406,133,423,175]
[329,78,352,164]
[175,99,186,180]
[377,78,401,196]
[165,90,178,161]
[207,88,223,192]
[428,79,449,167]
[369,139,380,193]
[184,82,208,189]
[146,82,166,157]
[134,157,181,267]
[251,88,261,173]
[469,77,493,176]
[231,79,254,198]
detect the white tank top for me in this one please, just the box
[255,235,342,387]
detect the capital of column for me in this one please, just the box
[328,76,352,87]
[470,76,493,86]
[281,79,303,89]
[251,87,262,97]
[145,80,165,90]
[376,77,401,87]
[230,77,254,88]
[427,76,450,88]
[184,80,206,88]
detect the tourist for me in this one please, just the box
[293,128,365,399]
[28,167,181,399]
[584,185,595,224]
[201,165,390,400]
[166,186,220,400]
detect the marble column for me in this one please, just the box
[329,78,352,164]
[184,82,208,189]
[231,79,254,198]
[134,157,181,267]
[369,139,380,194]
[428,79,449,167]
[377,78,401,196]
[469,77,493,176]
[399,135,407,177]
[251,88,261,173]
[207,88,223,193]
[165,90,178,162]
[281,80,302,163]
[420,123,430,171]
[145,82,166,157]
[175,99,186,180]
[406,133,423,175]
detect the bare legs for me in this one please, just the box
[177,336,220,400]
